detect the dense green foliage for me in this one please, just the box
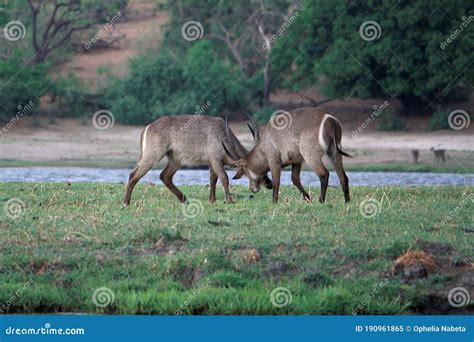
[271,0,473,113]
[376,108,407,131]
[0,0,472,124]
[102,0,294,123]
[104,41,250,124]
[0,52,49,117]
[428,108,452,130]
[0,0,127,118]
[253,106,277,124]
[1,183,472,314]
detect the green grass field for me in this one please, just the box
[0,183,472,315]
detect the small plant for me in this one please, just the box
[31,115,41,127]
[428,108,451,130]
[376,108,407,131]
[50,74,100,118]
[303,272,334,288]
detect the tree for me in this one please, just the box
[271,0,473,114]
[26,0,127,64]
[163,0,295,105]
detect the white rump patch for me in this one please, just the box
[319,114,339,152]
[142,125,149,155]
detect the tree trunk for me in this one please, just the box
[33,47,47,64]
[263,59,271,104]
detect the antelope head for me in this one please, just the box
[222,115,272,192]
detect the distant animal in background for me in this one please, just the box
[431,147,446,163]
[411,150,419,164]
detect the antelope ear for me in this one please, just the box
[233,167,245,179]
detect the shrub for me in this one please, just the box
[0,52,49,119]
[376,108,407,132]
[50,73,102,117]
[104,40,252,125]
[428,108,451,130]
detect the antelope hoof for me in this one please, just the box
[303,194,312,202]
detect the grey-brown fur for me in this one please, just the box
[411,149,419,164]
[431,147,446,163]
[224,107,352,203]
[124,115,247,204]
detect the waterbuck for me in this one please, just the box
[431,147,446,163]
[223,107,352,203]
[411,149,419,164]
[124,115,271,205]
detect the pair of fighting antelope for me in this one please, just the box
[123,107,352,205]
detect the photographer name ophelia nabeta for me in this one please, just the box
[413,325,466,333]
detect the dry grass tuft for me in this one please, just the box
[392,250,438,279]
[242,248,261,264]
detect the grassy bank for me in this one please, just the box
[0,183,472,314]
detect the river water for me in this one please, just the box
[0,167,473,187]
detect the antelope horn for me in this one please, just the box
[222,142,239,161]
[222,116,244,160]
[245,112,260,142]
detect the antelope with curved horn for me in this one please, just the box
[223,107,352,203]
[124,115,270,205]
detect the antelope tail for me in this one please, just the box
[331,118,353,158]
